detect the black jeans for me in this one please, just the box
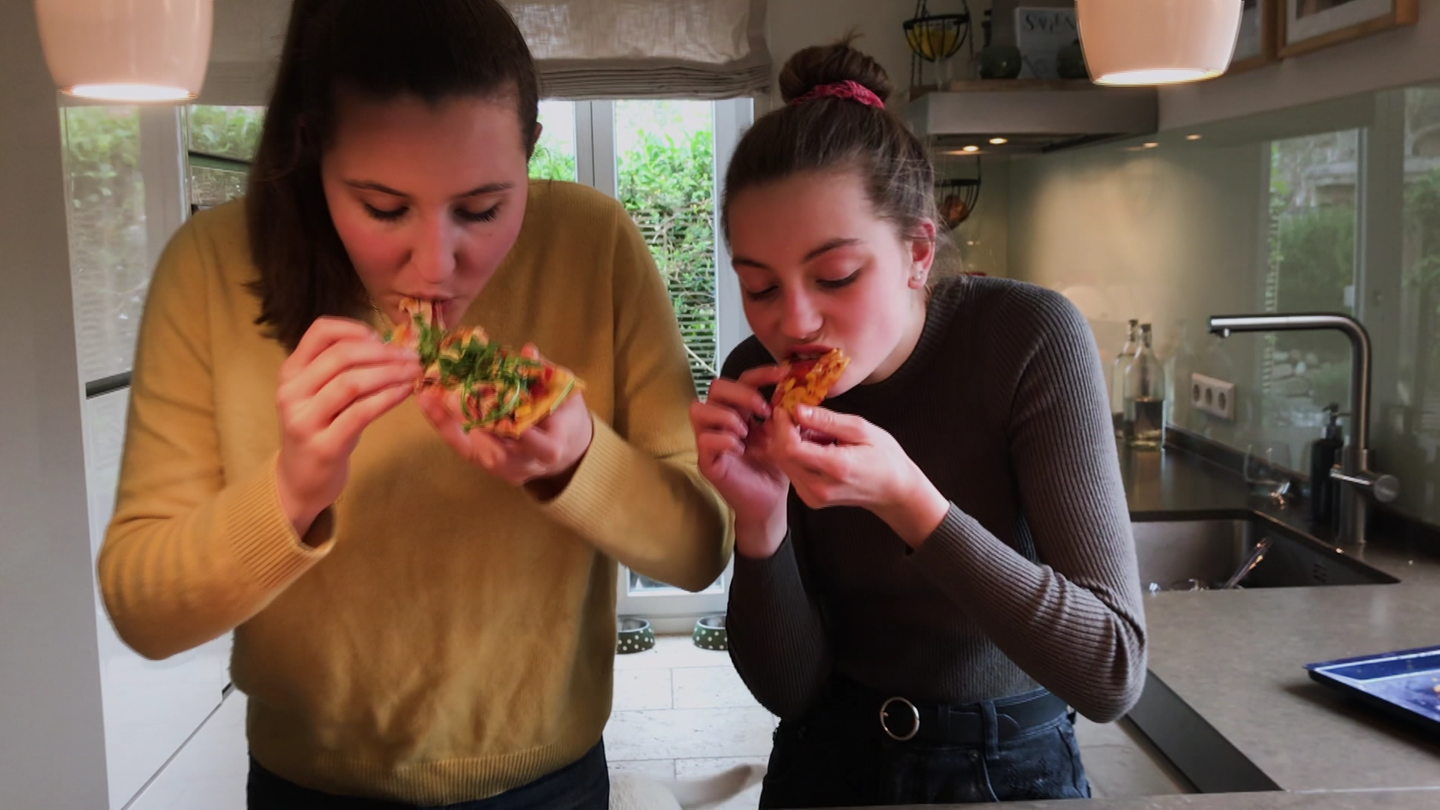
[759,682,1091,807]
[246,741,609,810]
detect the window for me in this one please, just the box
[1258,130,1361,448]
[529,98,752,624]
[63,104,231,810]
[100,98,750,633]
[616,100,721,397]
[532,100,579,182]
[186,105,264,212]
[1404,87,1440,442]
[63,106,150,387]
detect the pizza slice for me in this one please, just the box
[384,297,448,390]
[384,297,581,438]
[770,348,850,417]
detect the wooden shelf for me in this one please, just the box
[903,81,1158,154]
[909,79,1102,99]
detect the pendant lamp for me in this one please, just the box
[35,0,213,102]
[1077,0,1242,86]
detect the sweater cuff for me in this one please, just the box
[732,531,801,590]
[224,455,334,591]
[539,414,630,530]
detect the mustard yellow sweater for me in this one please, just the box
[99,181,732,804]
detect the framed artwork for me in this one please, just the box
[1279,0,1419,58]
[1015,6,1078,79]
[1230,0,1280,72]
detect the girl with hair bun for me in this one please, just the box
[691,38,1147,807]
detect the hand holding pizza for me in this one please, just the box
[770,405,951,549]
[276,317,421,536]
[689,366,791,559]
[416,344,595,493]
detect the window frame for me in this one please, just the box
[567,98,753,625]
[100,99,754,632]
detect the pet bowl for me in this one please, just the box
[692,614,727,651]
[617,617,656,654]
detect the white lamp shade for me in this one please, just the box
[35,0,213,102]
[1077,0,1242,86]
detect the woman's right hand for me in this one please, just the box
[690,366,791,559]
[275,317,420,537]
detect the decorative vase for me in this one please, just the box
[978,45,1022,79]
[1057,40,1089,79]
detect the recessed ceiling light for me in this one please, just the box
[962,145,980,153]
[989,137,1008,145]
[1186,134,1203,141]
[1143,142,1160,148]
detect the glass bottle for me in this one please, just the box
[1164,318,1198,431]
[1124,323,1166,451]
[1110,319,1139,440]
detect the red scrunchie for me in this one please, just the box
[789,80,885,110]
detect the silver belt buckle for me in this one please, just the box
[879,696,920,741]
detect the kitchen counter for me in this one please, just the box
[896,446,1440,809]
[959,788,1440,809]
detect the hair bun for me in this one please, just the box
[778,35,893,106]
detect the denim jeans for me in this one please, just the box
[246,741,609,810]
[758,683,1091,807]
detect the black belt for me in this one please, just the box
[826,677,1070,745]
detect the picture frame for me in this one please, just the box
[1014,6,1078,80]
[1279,0,1419,58]
[1230,0,1280,73]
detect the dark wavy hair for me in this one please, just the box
[245,0,540,349]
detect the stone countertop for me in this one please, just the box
[957,789,1440,810]
[895,447,1440,810]
[1119,448,1440,796]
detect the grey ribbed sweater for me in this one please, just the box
[723,275,1147,724]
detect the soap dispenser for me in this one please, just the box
[1307,404,1344,526]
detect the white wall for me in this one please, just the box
[1160,0,1440,132]
[1009,86,1440,528]
[0,4,111,806]
[1007,136,1269,441]
[202,0,291,104]
[768,0,957,106]
[767,0,1009,276]
[766,0,998,107]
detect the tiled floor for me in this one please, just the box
[603,636,1192,808]
[124,634,1188,808]
[606,635,774,809]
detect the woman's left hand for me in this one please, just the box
[415,346,594,495]
[771,405,950,547]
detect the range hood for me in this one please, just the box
[904,81,1159,155]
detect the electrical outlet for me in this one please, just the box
[1191,373,1235,421]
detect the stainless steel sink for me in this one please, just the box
[1132,516,1398,591]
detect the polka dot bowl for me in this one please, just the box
[616,617,656,654]
[692,614,727,651]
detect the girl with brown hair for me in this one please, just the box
[691,39,1147,806]
[98,1,730,807]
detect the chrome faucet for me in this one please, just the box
[1208,313,1399,546]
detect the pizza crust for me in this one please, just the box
[386,296,582,437]
[771,348,850,417]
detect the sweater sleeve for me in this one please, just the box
[538,205,731,593]
[713,344,833,720]
[98,219,334,662]
[725,520,834,719]
[907,288,1147,722]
